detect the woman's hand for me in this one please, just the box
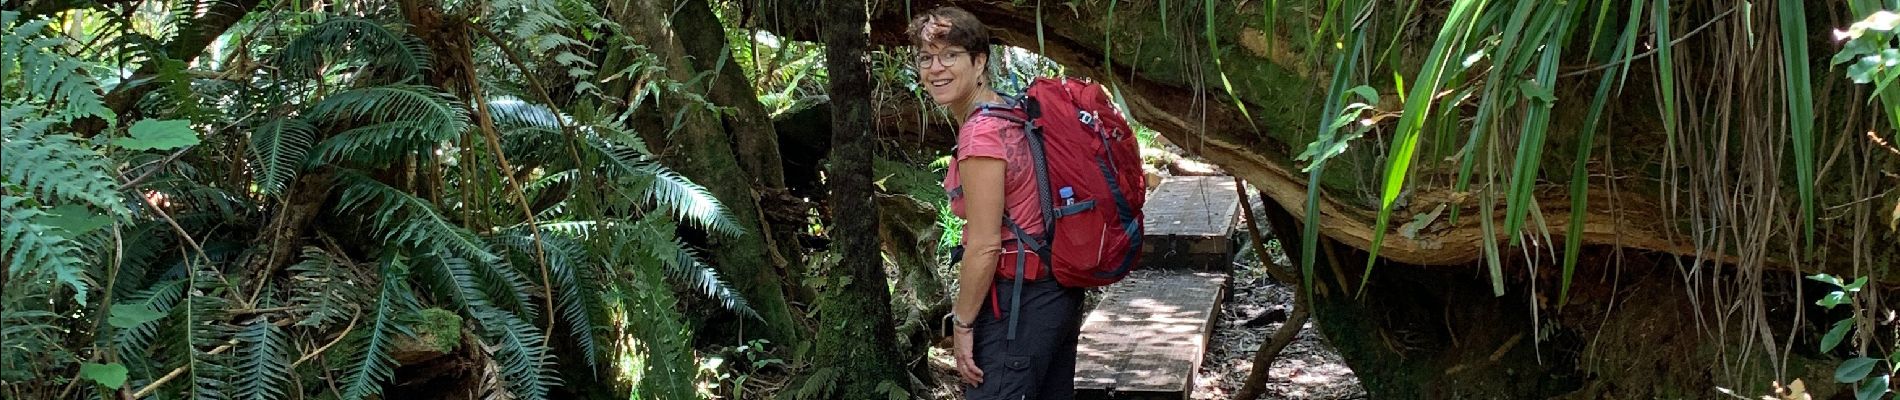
[954,326,984,385]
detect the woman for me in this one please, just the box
[911,7,1086,399]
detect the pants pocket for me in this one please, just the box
[967,354,1035,399]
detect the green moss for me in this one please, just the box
[410,308,463,354]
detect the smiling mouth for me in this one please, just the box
[930,79,952,88]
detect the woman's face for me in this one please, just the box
[916,42,986,107]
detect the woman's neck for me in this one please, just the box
[953,89,1002,119]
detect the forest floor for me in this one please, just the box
[1190,262,1367,399]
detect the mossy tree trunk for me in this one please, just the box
[602,0,804,345]
[814,0,912,396]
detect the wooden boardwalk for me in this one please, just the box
[1073,271,1229,399]
[1140,176,1241,270]
[1073,175,1241,399]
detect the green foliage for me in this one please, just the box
[278,16,432,81]
[2,3,757,399]
[234,318,291,400]
[249,118,319,195]
[342,255,421,400]
[115,119,202,151]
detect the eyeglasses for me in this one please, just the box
[914,50,972,69]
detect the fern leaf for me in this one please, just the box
[306,120,443,168]
[342,255,420,400]
[1,131,130,216]
[414,253,560,400]
[279,17,432,80]
[629,214,756,319]
[287,247,368,328]
[495,229,601,370]
[113,279,187,360]
[335,171,500,264]
[1,196,94,304]
[308,84,469,136]
[235,317,291,400]
[249,118,319,195]
[582,135,741,237]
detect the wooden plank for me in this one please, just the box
[1141,176,1241,270]
[1074,271,1229,399]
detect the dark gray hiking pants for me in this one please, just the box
[965,278,1086,400]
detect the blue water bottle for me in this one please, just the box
[1059,186,1075,206]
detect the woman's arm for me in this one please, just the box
[953,156,1006,325]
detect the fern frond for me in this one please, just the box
[287,247,369,328]
[249,118,319,195]
[341,255,420,400]
[113,279,188,360]
[3,12,114,122]
[308,84,469,134]
[278,16,432,80]
[1,196,94,304]
[1,131,130,216]
[306,120,443,167]
[235,317,291,400]
[475,309,558,399]
[494,229,601,370]
[335,171,500,264]
[488,97,563,131]
[413,254,559,400]
[583,134,741,237]
[628,214,755,319]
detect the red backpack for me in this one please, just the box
[971,77,1146,292]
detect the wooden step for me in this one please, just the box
[1141,176,1241,270]
[1074,271,1230,399]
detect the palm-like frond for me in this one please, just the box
[287,247,369,328]
[583,132,741,237]
[308,84,470,136]
[278,16,432,80]
[413,254,558,400]
[335,171,500,264]
[627,214,756,319]
[234,317,292,400]
[249,118,319,195]
[341,255,420,400]
[494,228,602,370]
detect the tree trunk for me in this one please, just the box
[815,0,911,396]
[603,0,805,345]
[669,0,816,303]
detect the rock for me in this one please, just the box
[1168,157,1224,176]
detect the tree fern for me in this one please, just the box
[342,254,420,400]
[278,16,432,81]
[234,317,292,400]
[249,117,319,195]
